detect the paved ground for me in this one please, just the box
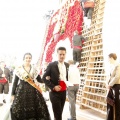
[0,89,106,120]
[0,101,106,120]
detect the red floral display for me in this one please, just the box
[42,0,83,63]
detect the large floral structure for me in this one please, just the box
[41,0,83,65]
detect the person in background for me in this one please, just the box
[72,30,85,64]
[43,62,50,92]
[67,60,80,120]
[81,0,95,28]
[43,47,69,120]
[41,62,50,101]
[0,61,12,106]
[11,53,51,120]
[106,53,120,120]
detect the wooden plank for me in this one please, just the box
[89,61,104,63]
[80,103,106,114]
[86,80,106,83]
[84,85,106,90]
[82,97,106,106]
[77,0,107,115]
[88,67,105,69]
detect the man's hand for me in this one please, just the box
[35,81,40,86]
[2,74,5,77]
[9,83,12,86]
[54,85,62,92]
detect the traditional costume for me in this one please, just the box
[11,65,51,120]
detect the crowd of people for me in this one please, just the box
[0,47,120,120]
[0,0,119,120]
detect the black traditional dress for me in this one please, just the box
[11,65,51,120]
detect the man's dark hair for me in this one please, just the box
[108,53,117,60]
[57,47,66,52]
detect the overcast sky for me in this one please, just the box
[0,0,59,64]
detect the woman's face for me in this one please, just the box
[24,55,32,64]
[108,57,113,64]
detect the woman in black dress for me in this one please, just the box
[11,53,51,120]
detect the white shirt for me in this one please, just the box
[68,65,80,86]
[110,63,118,75]
[58,62,67,81]
[106,63,119,86]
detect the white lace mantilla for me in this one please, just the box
[15,65,39,83]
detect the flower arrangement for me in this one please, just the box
[42,0,83,62]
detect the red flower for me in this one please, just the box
[42,1,83,63]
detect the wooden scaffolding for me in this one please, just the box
[77,0,107,114]
[40,0,107,114]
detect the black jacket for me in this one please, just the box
[42,61,69,90]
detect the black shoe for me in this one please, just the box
[3,99,6,103]
[0,103,3,106]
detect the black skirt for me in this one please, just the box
[107,84,120,120]
[11,81,51,120]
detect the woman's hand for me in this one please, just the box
[11,95,14,102]
[46,76,50,80]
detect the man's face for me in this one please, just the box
[57,50,66,62]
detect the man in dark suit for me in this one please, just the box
[43,47,69,120]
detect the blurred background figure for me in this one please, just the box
[67,60,80,120]
[81,0,95,28]
[72,30,85,64]
[41,62,50,101]
[0,61,12,106]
